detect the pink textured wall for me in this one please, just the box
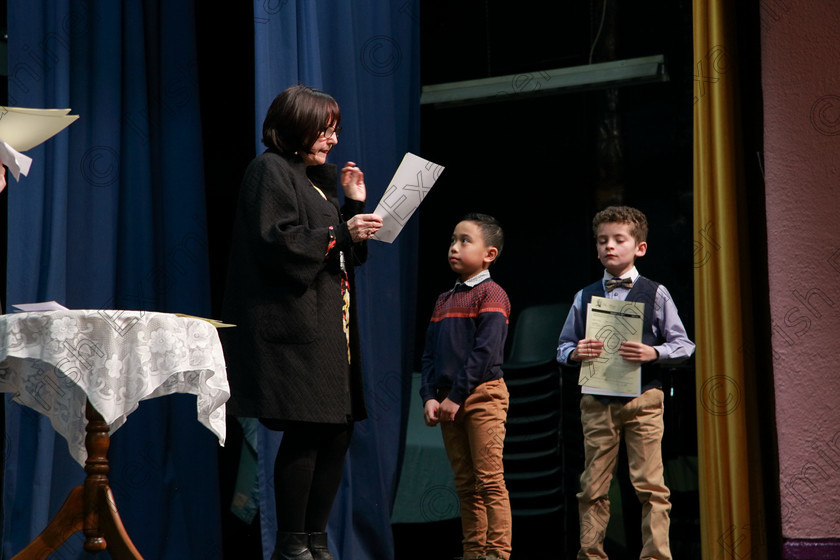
[762,1,840,539]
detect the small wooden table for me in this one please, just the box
[12,401,143,559]
[0,310,230,559]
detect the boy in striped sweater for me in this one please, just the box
[421,213,512,560]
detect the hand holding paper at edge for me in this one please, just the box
[340,160,384,242]
[371,152,445,243]
[0,141,33,185]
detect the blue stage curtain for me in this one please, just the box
[251,1,420,558]
[4,1,223,558]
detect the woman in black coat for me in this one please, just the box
[221,85,382,560]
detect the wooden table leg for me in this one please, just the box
[9,487,85,559]
[12,401,144,559]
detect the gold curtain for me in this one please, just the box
[693,1,767,559]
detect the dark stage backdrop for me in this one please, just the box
[3,1,419,559]
[248,2,420,559]
[3,1,223,558]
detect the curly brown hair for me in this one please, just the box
[592,206,648,242]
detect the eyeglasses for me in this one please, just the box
[320,125,342,139]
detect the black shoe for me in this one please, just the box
[270,532,314,560]
[309,532,335,560]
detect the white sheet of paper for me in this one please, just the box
[371,152,444,243]
[0,141,33,180]
[0,106,79,152]
[579,296,644,397]
[11,301,70,312]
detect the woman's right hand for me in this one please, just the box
[347,213,383,242]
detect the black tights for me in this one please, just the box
[271,422,353,533]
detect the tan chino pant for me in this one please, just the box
[577,389,672,560]
[441,378,512,560]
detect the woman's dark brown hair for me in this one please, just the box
[261,85,341,156]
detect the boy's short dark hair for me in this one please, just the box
[461,213,504,261]
[592,206,648,243]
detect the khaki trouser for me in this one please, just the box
[577,389,671,560]
[440,378,512,560]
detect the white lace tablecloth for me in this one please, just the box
[0,310,229,465]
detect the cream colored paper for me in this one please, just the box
[579,295,644,397]
[0,106,79,152]
[371,152,444,243]
[174,313,236,328]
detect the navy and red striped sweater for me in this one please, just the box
[420,276,511,405]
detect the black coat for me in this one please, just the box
[220,150,368,423]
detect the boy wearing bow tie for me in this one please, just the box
[556,205,694,559]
